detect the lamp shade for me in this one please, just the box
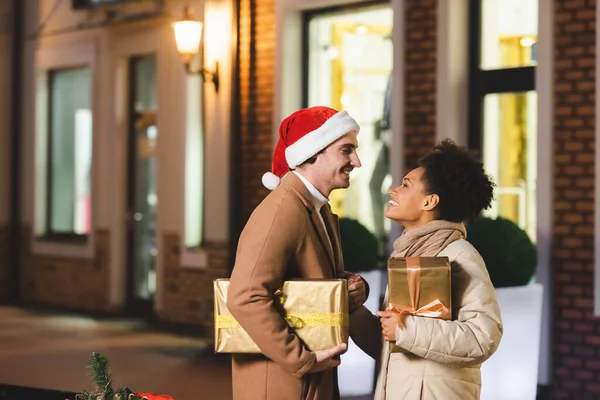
[173,7,203,56]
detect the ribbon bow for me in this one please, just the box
[274,289,306,329]
[388,256,450,329]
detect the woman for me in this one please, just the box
[350,139,503,400]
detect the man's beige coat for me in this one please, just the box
[227,172,344,400]
[351,239,503,400]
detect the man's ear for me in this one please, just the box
[422,193,439,211]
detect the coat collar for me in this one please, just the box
[279,172,315,210]
[292,171,329,210]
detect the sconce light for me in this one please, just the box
[173,6,220,93]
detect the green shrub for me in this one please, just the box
[466,216,537,288]
[338,217,380,273]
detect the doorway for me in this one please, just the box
[126,55,158,317]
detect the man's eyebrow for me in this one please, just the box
[340,143,357,149]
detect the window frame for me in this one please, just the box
[467,0,536,152]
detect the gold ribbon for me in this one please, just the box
[387,256,450,330]
[215,313,348,329]
[216,287,349,329]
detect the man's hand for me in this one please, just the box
[307,343,347,373]
[377,311,399,342]
[338,272,367,312]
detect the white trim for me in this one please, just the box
[535,0,553,385]
[200,0,233,245]
[385,0,406,249]
[274,4,303,144]
[284,110,360,168]
[436,0,468,146]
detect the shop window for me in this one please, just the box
[469,0,538,240]
[305,4,393,246]
[46,67,92,237]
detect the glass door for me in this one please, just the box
[305,4,393,250]
[127,55,158,316]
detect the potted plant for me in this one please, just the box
[337,217,382,396]
[467,216,543,400]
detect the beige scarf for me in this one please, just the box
[391,219,467,258]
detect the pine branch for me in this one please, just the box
[88,352,114,396]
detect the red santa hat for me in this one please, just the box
[262,106,360,190]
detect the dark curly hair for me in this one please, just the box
[419,139,494,222]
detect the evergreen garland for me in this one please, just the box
[76,352,143,400]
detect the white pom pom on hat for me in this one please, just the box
[262,172,281,191]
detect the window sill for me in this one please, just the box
[180,247,208,270]
[31,233,94,259]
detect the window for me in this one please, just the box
[304,4,393,244]
[47,67,92,237]
[185,75,204,248]
[469,0,537,240]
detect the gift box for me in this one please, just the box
[214,279,349,354]
[387,256,452,329]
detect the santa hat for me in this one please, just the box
[262,106,360,190]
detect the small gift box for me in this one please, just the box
[214,279,349,354]
[387,256,452,329]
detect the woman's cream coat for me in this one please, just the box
[350,239,503,400]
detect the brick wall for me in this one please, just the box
[236,0,275,227]
[19,227,112,312]
[158,233,228,327]
[552,0,598,398]
[403,0,437,171]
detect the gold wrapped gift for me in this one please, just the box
[214,279,349,354]
[387,256,452,328]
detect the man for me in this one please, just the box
[227,106,368,400]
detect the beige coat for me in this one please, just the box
[227,173,345,400]
[350,239,503,400]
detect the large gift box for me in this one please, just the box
[213,278,349,354]
[387,256,452,330]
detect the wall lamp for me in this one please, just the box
[173,6,220,93]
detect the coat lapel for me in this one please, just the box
[309,208,337,275]
[281,173,337,275]
[322,204,343,273]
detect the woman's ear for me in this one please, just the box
[423,193,439,211]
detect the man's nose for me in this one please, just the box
[351,153,362,168]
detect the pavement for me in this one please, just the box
[0,306,373,400]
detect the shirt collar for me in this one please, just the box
[292,171,329,210]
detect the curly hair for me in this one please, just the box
[419,139,495,222]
